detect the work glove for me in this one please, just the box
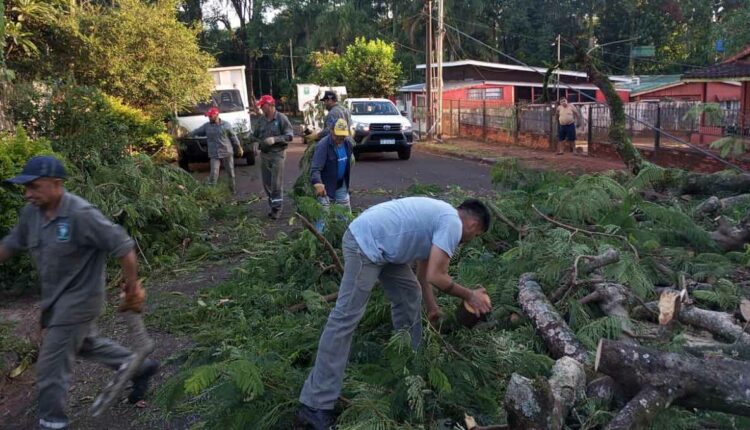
[313,183,327,197]
[119,281,147,313]
[263,137,276,146]
[235,146,244,158]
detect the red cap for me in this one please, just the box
[256,95,275,108]
[206,107,220,117]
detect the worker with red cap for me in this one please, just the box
[187,107,243,194]
[253,95,294,219]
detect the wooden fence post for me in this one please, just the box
[654,103,662,151]
[482,99,487,142]
[587,105,593,153]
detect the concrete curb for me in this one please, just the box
[416,145,498,165]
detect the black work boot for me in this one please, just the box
[268,207,281,220]
[128,358,160,404]
[292,404,336,430]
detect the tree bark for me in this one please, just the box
[503,357,586,430]
[596,339,750,417]
[504,373,553,430]
[586,375,627,408]
[518,273,590,364]
[605,387,673,430]
[681,172,750,195]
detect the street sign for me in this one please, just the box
[631,45,655,58]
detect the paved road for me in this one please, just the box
[190,139,495,210]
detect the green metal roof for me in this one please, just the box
[616,75,682,95]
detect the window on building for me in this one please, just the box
[468,89,484,100]
[485,88,503,100]
[416,94,426,107]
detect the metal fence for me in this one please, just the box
[412,99,748,151]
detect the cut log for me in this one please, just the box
[641,301,750,344]
[503,357,586,430]
[548,357,586,430]
[657,289,684,325]
[579,282,635,338]
[586,375,627,408]
[605,387,673,430]
[503,373,553,430]
[596,339,750,418]
[518,273,589,364]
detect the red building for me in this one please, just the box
[396,60,630,117]
[682,45,750,140]
[618,74,741,106]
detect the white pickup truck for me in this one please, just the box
[344,98,415,161]
[176,66,255,169]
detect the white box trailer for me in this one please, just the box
[176,66,256,169]
[296,84,347,131]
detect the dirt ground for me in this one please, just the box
[0,137,631,429]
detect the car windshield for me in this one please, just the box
[350,101,399,115]
[179,90,245,116]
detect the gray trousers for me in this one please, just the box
[38,321,133,429]
[208,156,236,193]
[261,150,286,210]
[299,229,422,410]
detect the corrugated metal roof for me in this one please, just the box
[682,44,750,81]
[616,75,683,95]
[398,80,607,93]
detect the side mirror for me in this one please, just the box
[401,110,408,117]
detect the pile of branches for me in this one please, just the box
[156,158,750,429]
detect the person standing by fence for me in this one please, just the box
[555,98,581,155]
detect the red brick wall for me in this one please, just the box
[589,141,750,173]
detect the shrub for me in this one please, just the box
[0,128,58,296]
[48,85,174,170]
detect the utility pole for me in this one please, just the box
[289,39,295,80]
[425,0,433,141]
[436,0,444,138]
[556,34,561,101]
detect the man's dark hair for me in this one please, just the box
[457,199,491,232]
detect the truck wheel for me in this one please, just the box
[178,152,190,171]
[246,150,256,166]
[398,147,411,160]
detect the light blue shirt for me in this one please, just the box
[349,197,462,265]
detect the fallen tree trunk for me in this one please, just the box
[640,301,750,344]
[681,172,750,196]
[596,339,750,422]
[586,375,627,409]
[695,194,750,217]
[518,273,589,364]
[504,356,586,430]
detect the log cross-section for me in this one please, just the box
[518,273,589,364]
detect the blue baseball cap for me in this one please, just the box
[5,156,67,185]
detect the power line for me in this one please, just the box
[424,10,745,172]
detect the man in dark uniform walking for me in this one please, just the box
[253,95,294,219]
[0,156,158,430]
